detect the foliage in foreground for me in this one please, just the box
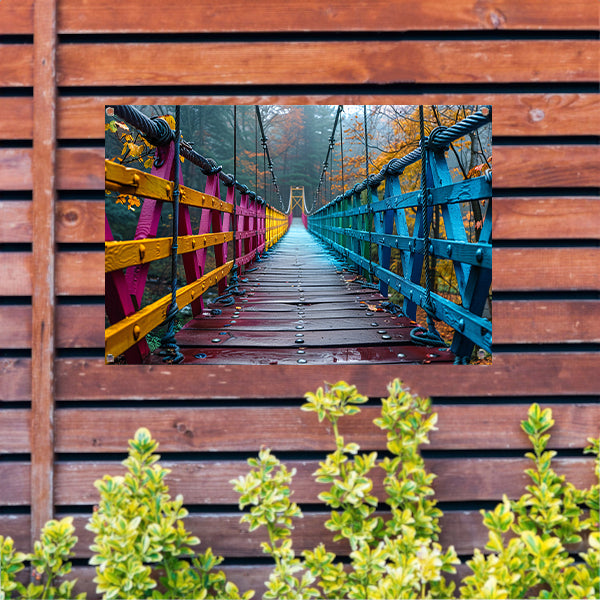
[232,380,599,599]
[0,380,598,599]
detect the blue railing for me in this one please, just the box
[307,107,492,363]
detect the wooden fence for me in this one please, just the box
[0,0,598,596]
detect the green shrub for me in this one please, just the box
[1,381,597,599]
[87,427,251,600]
[233,380,599,599]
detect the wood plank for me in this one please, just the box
[53,404,600,453]
[58,94,600,139]
[1,462,30,506]
[494,145,599,188]
[0,201,32,242]
[0,253,32,295]
[57,41,598,86]
[0,149,32,190]
[56,252,104,296]
[3,507,586,560]
[56,147,104,190]
[494,197,600,240]
[0,0,34,34]
[0,303,102,349]
[0,98,33,140]
[31,0,58,545]
[55,0,599,33]
[0,359,31,401]
[51,353,600,400]
[0,410,30,453]
[493,248,599,291]
[57,200,104,243]
[495,300,600,344]
[0,45,33,87]
[48,457,595,506]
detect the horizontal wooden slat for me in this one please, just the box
[0,99,33,139]
[57,41,598,86]
[5,0,597,34]
[52,353,600,400]
[0,410,30,453]
[57,147,104,190]
[0,201,32,242]
[492,247,599,291]
[5,145,594,195]
[0,45,33,87]
[3,456,593,506]
[50,94,600,139]
[1,247,588,297]
[57,200,105,243]
[1,508,587,559]
[0,304,104,349]
[0,253,32,295]
[53,404,599,453]
[0,200,105,243]
[0,149,32,190]
[55,0,599,33]
[56,252,104,296]
[55,456,597,505]
[495,300,600,344]
[494,145,599,188]
[2,352,599,403]
[494,197,600,240]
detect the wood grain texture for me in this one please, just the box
[56,148,104,190]
[52,94,599,139]
[1,508,587,558]
[0,201,32,242]
[0,410,30,453]
[0,98,33,140]
[31,0,58,544]
[0,45,33,87]
[56,252,104,295]
[52,404,599,453]
[5,0,598,34]
[494,197,600,240]
[495,300,600,344]
[54,0,599,33]
[50,354,600,401]
[57,200,105,243]
[493,248,599,292]
[48,456,596,505]
[0,149,33,190]
[0,253,32,296]
[494,145,599,188]
[57,41,598,86]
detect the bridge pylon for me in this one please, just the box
[289,186,305,217]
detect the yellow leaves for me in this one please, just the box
[144,157,155,169]
[116,194,141,212]
[158,115,176,130]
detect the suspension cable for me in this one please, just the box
[255,106,283,210]
[339,107,345,194]
[313,105,343,212]
[410,106,446,350]
[159,105,184,364]
[364,105,374,281]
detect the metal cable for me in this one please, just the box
[409,106,446,349]
[315,105,492,211]
[159,106,184,364]
[364,105,373,281]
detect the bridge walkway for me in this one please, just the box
[147,222,454,365]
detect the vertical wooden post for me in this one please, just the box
[31,0,57,546]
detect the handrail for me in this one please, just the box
[105,107,288,364]
[307,106,492,362]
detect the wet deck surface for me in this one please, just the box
[148,222,454,365]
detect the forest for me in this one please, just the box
[105,105,492,353]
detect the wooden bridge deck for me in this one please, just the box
[148,222,454,365]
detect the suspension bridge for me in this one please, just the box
[105,105,492,365]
